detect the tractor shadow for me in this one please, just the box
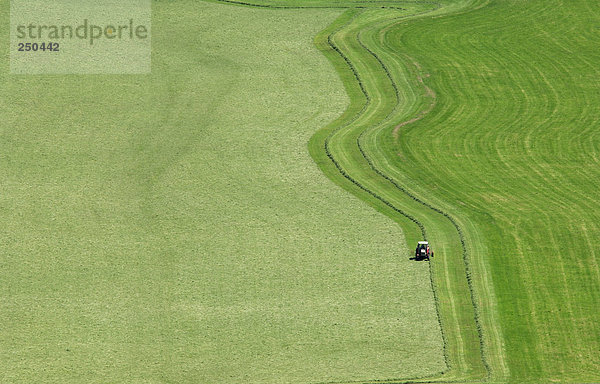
[409,256,431,262]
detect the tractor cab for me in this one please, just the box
[415,241,433,260]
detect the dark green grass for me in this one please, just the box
[3,0,599,383]
[307,0,600,382]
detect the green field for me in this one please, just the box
[2,0,600,383]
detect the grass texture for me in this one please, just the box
[2,0,599,383]
[0,1,446,383]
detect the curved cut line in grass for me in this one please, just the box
[214,0,441,10]
[351,28,491,380]
[211,0,494,382]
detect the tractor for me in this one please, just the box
[415,241,433,260]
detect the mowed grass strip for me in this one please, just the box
[0,1,444,383]
[209,0,497,381]
[198,0,600,382]
[311,3,491,382]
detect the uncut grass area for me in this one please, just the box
[0,2,445,383]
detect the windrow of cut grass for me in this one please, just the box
[4,0,597,381]
[313,6,492,383]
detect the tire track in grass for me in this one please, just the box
[351,20,492,381]
[209,2,449,381]
[382,15,560,378]
[349,19,471,380]
[463,11,600,370]
[391,59,436,141]
[321,22,457,384]
[214,0,409,11]
[321,15,452,382]
[520,26,600,361]
[321,11,479,383]
[382,2,600,379]
[581,223,600,286]
[324,3,510,380]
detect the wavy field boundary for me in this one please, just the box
[313,7,492,383]
[374,1,600,382]
[207,0,504,383]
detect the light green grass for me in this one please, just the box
[309,3,491,382]
[0,1,445,383]
[3,0,599,383]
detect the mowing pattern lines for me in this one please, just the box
[325,9,487,381]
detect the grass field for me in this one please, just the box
[210,0,600,382]
[0,1,446,383]
[2,0,600,383]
